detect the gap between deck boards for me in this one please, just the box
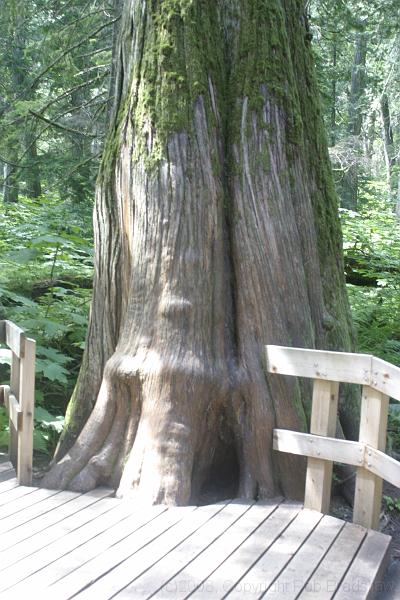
[0,470,392,600]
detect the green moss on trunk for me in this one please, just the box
[56,0,359,497]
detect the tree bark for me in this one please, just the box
[3,145,19,203]
[43,0,358,505]
[380,93,398,207]
[330,37,337,146]
[24,129,42,198]
[341,31,368,210]
[348,32,368,138]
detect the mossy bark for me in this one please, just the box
[44,0,358,504]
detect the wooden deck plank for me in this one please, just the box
[189,502,301,600]
[55,504,224,600]
[0,487,62,519]
[15,504,167,597]
[224,508,323,599]
[0,478,19,493]
[0,489,81,536]
[149,501,280,600]
[0,483,38,506]
[0,492,390,600]
[116,501,254,598]
[334,529,391,600]
[33,505,199,600]
[0,490,116,590]
[298,522,367,599]
[263,514,344,600]
[0,488,111,551]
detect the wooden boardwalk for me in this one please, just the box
[0,458,391,600]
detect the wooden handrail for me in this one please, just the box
[0,320,36,485]
[273,430,400,489]
[266,344,400,401]
[266,345,400,530]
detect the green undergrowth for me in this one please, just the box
[340,184,400,365]
[0,194,93,457]
[340,180,400,454]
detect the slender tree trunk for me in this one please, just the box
[380,93,397,202]
[330,37,337,146]
[396,178,400,220]
[3,147,19,203]
[341,31,368,210]
[348,32,368,137]
[44,0,358,505]
[364,109,376,160]
[24,130,42,198]
[381,94,395,179]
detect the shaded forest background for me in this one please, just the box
[0,0,399,492]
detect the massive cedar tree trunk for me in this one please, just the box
[43,0,358,504]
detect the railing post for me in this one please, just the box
[353,386,388,529]
[304,379,339,514]
[9,351,20,468]
[17,337,36,485]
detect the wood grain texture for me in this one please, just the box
[273,429,362,466]
[298,522,367,599]
[266,345,400,402]
[224,509,323,599]
[266,346,371,385]
[3,320,26,359]
[353,386,389,529]
[334,529,391,600]
[153,501,279,600]
[0,495,390,600]
[304,380,339,514]
[263,514,344,600]
[17,337,35,485]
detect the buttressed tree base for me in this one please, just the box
[43,0,359,505]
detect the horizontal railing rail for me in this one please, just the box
[0,320,36,485]
[266,344,400,530]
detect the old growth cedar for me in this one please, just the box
[42,0,359,504]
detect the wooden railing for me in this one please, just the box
[0,320,36,485]
[266,345,400,530]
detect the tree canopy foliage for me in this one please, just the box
[0,0,118,202]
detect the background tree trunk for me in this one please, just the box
[24,129,42,198]
[3,145,19,203]
[330,37,337,147]
[341,30,368,210]
[43,0,358,505]
[380,92,398,205]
